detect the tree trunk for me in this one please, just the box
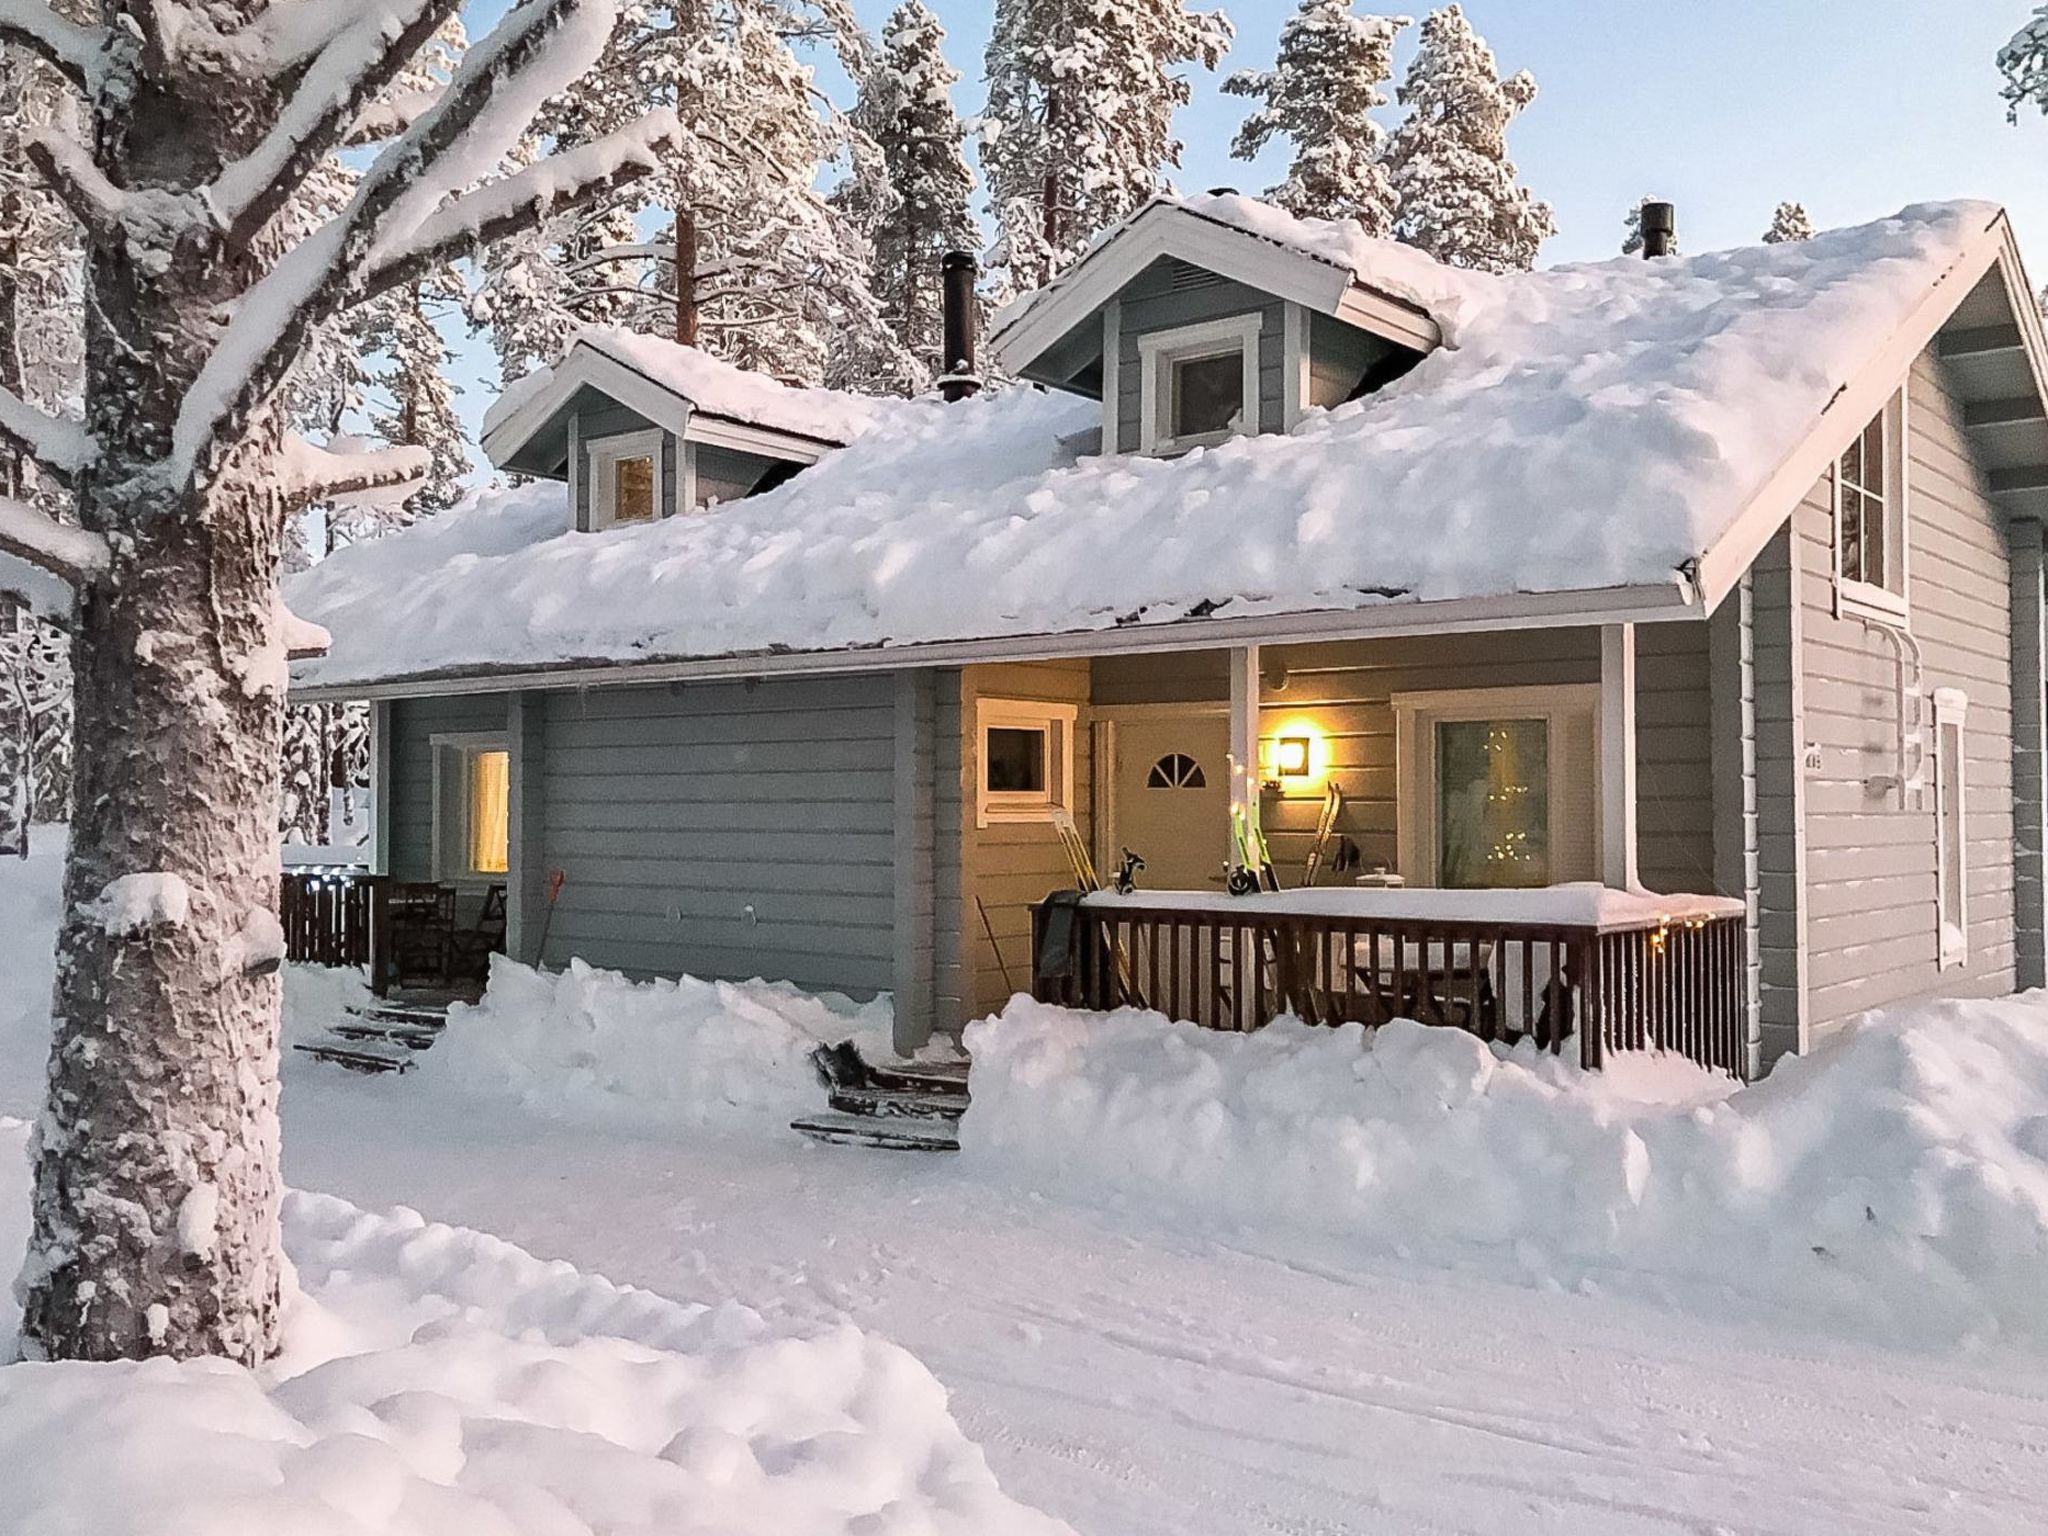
[16,83,291,1362]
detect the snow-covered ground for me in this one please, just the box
[4,845,2048,1531]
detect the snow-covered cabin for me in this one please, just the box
[289,196,2048,1075]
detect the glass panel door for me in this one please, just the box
[1437,719,1550,889]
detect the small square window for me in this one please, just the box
[976,698,1077,826]
[588,429,666,529]
[612,456,656,523]
[1171,351,1244,440]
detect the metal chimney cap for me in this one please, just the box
[941,250,979,273]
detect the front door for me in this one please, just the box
[1109,715,1232,892]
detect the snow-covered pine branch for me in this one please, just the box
[0,0,112,93]
[275,434,431,512]
[0,494,109,585]
[171,0,639,492]
[2001,5,2048,120]
[207,2,463,254]
[344,86,445,147]
[362,111,685,300]
[0,385,91,488]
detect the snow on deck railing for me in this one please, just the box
[1042,885,1751,1079]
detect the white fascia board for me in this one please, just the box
[292,580,1699,703]
[1693,211,2011,613]
[993,205,1363,378]
[682,414,831,464]
[480,345,694,470]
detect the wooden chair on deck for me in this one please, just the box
[450,883,508,982]
[387,883,456,989]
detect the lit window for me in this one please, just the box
[468,749,510,876]
[1934,689,1968,968]
[976,698,1077,826]
[588,429,666,528]
[1834,391,1907,617]
[1436,719,1550,889]
[1137,313,1262,455]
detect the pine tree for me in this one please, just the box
[836,0,978,389]
[0,0,681,1365]
[1620,195,1671,257]
[471,0,913,390]
[1384,4,1553,273]
[356,272,470,524]
[1224,0,1408,233]
[2001,5,2048,119]
[1762,201,1814,244]
[982,0,1233,293]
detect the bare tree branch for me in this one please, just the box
[0,496,110,585]
[210,0,464,254]
[0,2,111,93]
[0,385,92,489]
[361,112,684,301]
[22,128,124,243]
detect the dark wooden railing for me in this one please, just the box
[280,869,388,978]
[1033,893,1752,1080]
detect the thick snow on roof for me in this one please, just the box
[294,201,2000,690]
[482,327,884,446]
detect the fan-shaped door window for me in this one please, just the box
[1146,752,1206,789]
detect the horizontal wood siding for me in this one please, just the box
[958,660,1093,1020]
[537,675,898,994]
[1116,261,1285,452]
[1636,623,1719,896]
[1751,524,1807,1062]
[388,694,508,882]
[692,442,782,509]
[1795,350,2018,1039]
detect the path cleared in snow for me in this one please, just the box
[284,1071,2048,1536]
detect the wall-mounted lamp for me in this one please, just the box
[1275,736,1312,778]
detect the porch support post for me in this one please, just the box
[1229,645,1262,872]
[2013,522,2048,988]
[369,699,393,877]
[506,691,547,966]
[1600,623,1639,889]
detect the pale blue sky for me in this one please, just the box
[446,0,2048,450]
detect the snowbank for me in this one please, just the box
[293,201,2000,689]
[0,828,62,1115]
[962,996,2048,1348]
[0,1179,1069,1535]
[414,955,895,1129]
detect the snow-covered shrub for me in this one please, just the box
[963,995,2048,1347]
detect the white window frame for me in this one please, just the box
[1135,312,1264,456]
[587,428,667,529]
[1392,685,1601,888]
[430,731,511,883]
[975,698,1078,827]
[1933,687,1968,969]
[1832,388,1909,624]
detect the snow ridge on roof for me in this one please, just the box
[481,328,887,446]
[295,201,2003,691]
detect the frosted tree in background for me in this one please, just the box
[1384,4,1553,273]
[1619,194,1670,257]
[1224,0,1407,233]
[837,0,978,388]
[1762,201,1814,244]
[357,275,470,522]
[471,0,914,390]
[0,0,680,1365]
[981,0,1233,293]
[2001,6,2048,118]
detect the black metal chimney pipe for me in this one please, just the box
[1640,200,1676,259]
[938,250,980,402]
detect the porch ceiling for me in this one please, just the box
[1939,267,2048,522]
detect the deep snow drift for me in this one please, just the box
[291,201,2000,688]
[0,1133,1068,1536]
[962,997,2048,1348]
[414,954,896,1130]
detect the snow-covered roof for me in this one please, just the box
[480,328,884,464]
[292,201,2025,695]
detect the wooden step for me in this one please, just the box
[292,1039,415,1074]
[330,1022,440,1050]
[790,1112,959,1152]
[349,1002,451,1028]
[868,1059,970,1095]
[827,1086,968,1122]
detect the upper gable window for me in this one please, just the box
[1833,390,1907,621]
[589,428,665,529]
[1136,314,1263,455]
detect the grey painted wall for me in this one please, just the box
[693,442,783,508]
[388,693,511,884]
[1791,349,2019,1041]
[569,397,679,531]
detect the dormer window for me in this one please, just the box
[1137,314,1264,455]
[1832,390,1907,621]
[589,429,666,528]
